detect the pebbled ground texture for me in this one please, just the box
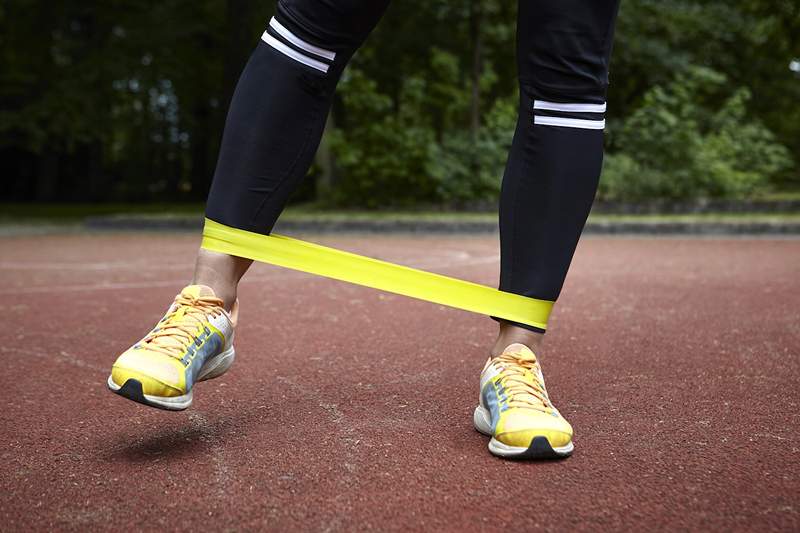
[0,231,798,531]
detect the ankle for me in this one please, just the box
[190,275,237,310]
[191,269,238,310]
[491,323,544,357]
[192,248,251,310]
[203,285,238,311]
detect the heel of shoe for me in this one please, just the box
[198,346,236,381]
[473,405,493,436]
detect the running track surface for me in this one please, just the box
[1,232,798,531]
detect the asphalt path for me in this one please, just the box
[1,232,798,531]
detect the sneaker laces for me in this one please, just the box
[494,350,553,413]
[139,293,225,359]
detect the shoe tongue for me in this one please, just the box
[140,285,214,354]
[180,285,216,299]
[503,343,536,362]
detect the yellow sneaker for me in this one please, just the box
[107,285,237,410]
[473,343,574,458]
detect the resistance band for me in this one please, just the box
[201,218,554,330]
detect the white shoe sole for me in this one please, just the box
[473,405,574,459]
[107,346,235,411]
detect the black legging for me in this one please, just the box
[206,0,620,332]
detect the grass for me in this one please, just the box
[588,213,800,223]
[283,211,800,223]
[0,203,205,221]
[1,202,799,225]
[754,190,800,202]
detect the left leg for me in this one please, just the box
[493,0,620,354]
[477,0,621,458]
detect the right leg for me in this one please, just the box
[109,0,390,409]
[209,0,390,235]
[199,0,390,308]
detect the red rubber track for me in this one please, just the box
[0,232,798,531]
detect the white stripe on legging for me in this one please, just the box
[533,100,607,113]
[534,116,606,129]
[269,17,336,61]
[261,32,329,73]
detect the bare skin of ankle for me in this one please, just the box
[491,322,544,358]
[192,248,252,310]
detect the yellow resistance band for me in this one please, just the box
[201,218,553,330]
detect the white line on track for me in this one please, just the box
[2,346,106,373]
[0,274,299,295]
[0,255,500,295]
[0,261,190,271]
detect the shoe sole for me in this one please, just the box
[473,405,574,459]
[107,346,235,411]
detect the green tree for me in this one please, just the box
[2,0,797,205]
[600,67,792,200]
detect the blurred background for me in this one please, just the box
[2,0,799,214]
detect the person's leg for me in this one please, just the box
[192,249,252,310]
[476,0,620,459]
[109,0,390,410]
[195,0,390,309]
[492,0,621,355]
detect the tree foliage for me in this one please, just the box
[600,67,792,200]
[1,0,798,204]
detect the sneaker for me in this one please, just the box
[473,343,574,458]
[107,285,237,410]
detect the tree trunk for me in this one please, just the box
[36,148,59,202]
[189,0,261,201]
[222,0,261,110]
[315,113,337,201]
[189,103,212,199]
[469,1,483,143]
[87,140,104,201]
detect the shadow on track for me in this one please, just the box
[98,405,274,464]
